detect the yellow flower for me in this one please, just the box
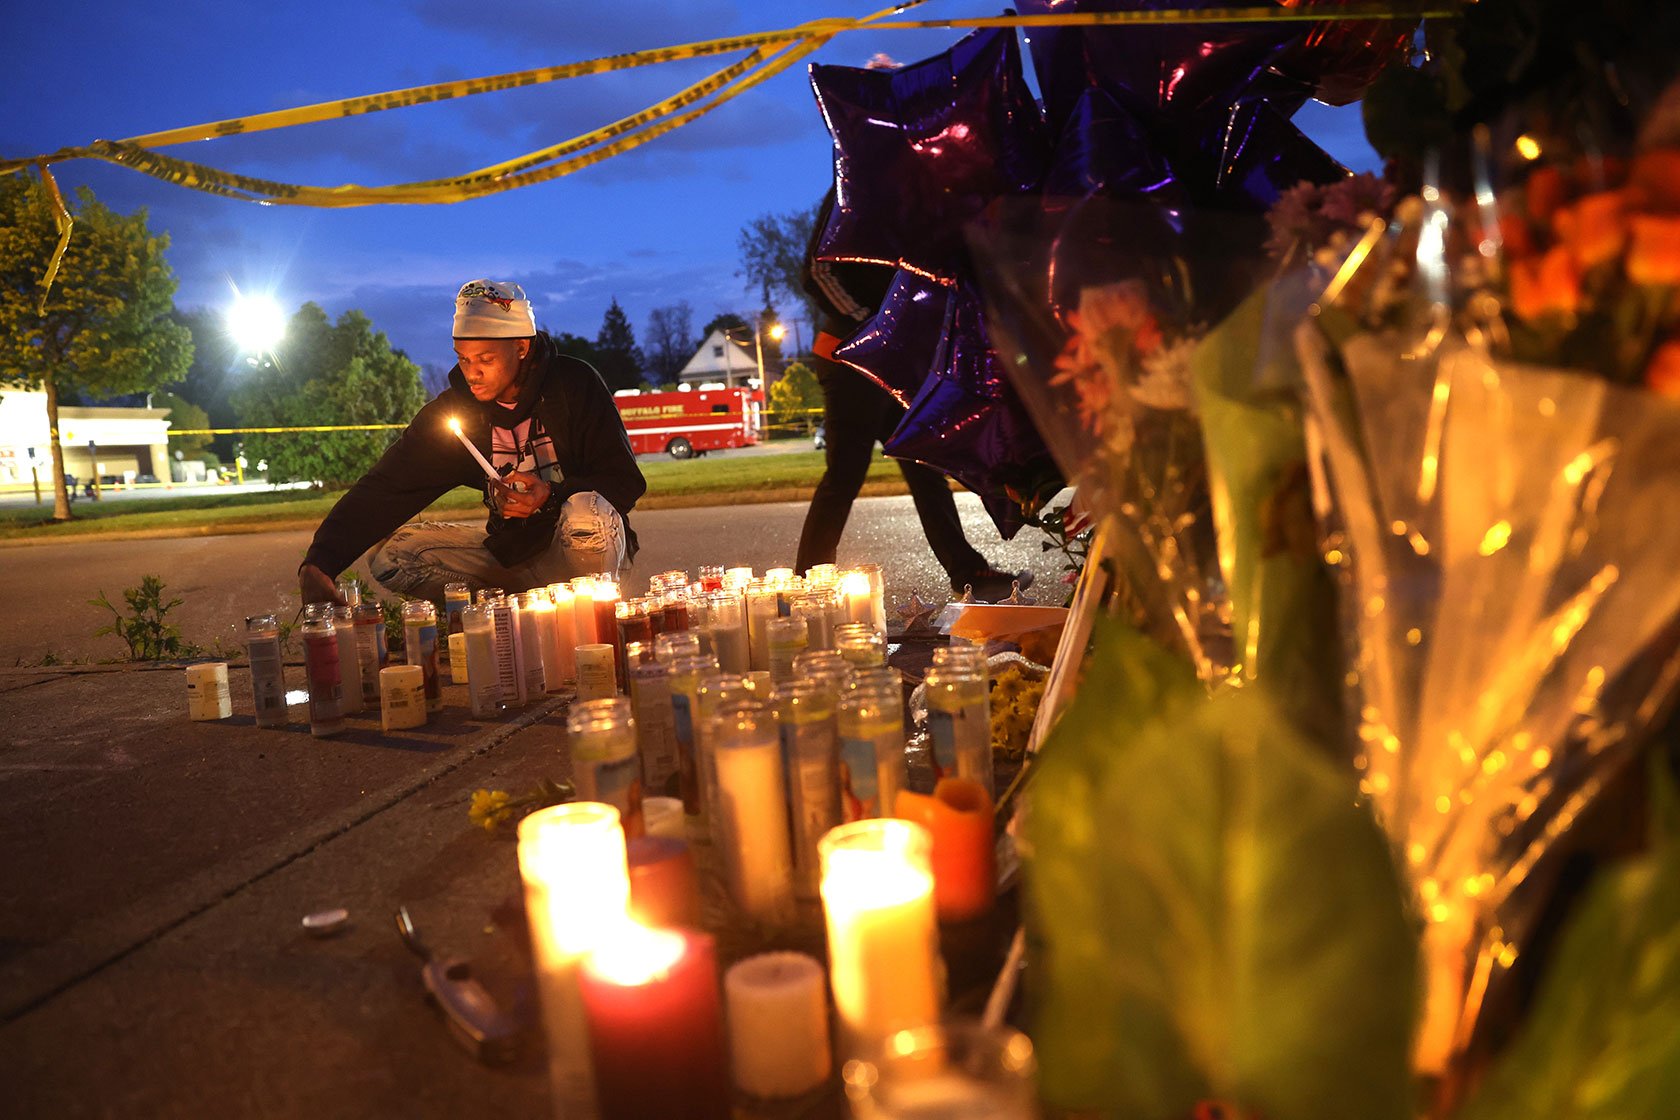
[468,788,514,832]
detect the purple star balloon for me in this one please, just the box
[809,27,1049,283]
[830,271,950,408]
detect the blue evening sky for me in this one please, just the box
[2,1,1376,376]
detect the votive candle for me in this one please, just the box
[724,952,831,1100]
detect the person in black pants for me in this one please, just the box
[793,193,1029,601]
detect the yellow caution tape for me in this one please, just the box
[35,163,74,315]
[3,4,1445,293]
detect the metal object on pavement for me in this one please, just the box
[395,905,521,1064]
[301,907,350,937]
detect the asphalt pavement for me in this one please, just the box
[0,494,1052,1117]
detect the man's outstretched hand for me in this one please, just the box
[492,470,551,519]
[300,562,347,605]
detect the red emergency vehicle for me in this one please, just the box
[614,386,763,459]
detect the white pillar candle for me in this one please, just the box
[642,796,684,840]
[447,416,499,480]
[725,952,831,1099]
[527,595,565,693]
[819,819,942,1063]
[379,664,427,731]
[712,702,795,926]
[332,606,364,715]
[519,803,632,1120]
[549,585,579,683]
[462,603,503,717]
[185,662,232,721]
[575,643,617,702]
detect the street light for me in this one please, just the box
[227,294,286,353]
[725,318,784,389]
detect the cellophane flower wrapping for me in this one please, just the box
[1296,163,1680,1074]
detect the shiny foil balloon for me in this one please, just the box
[1017,0,1301,133]
[831,271,951,407]
[1271,0,1417,107]
[809,27,1049,282]
[882,278,1054,538]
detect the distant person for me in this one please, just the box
[793,190,1031,602]
[298,279,645,606]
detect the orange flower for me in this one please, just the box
[1509,246,1582,319]
[1645,338,1680,397]
[1498,214,1538,260]
[1553,190,1629,269]
[1524,166,1568,224]
[1627,213,1680,285]
[1629,149,1680,212]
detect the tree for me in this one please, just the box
[155,390,212,461]
[593,297,645,392]
[0,173,192,519]
[768,361,822,430]
[550,330,600,366]
[232,303,424,488]
[168,306,241,458]
[701,311,747,339]
[644,301,695,385]
[737,202,822,327]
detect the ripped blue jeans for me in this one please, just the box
[368,491,627,604]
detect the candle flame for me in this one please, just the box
[587,921,686,985]
[448,416,462,433]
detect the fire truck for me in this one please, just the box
[614,386,763,459]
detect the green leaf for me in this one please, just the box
[1455,837,1680,1120]
[1026,621,1416,1120]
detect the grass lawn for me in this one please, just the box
[0,449,903,542]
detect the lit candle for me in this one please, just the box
[724,952,831,1100]
[894,778,997,922]
[706,590,749,675]
[578,923,730,1120]
[923,665,993,799]
[819,818,942,1063]
[840,570,874,629]
[710,701,795,926]
[513,593,549,701]
[572,578,598,644]
[627,657,679,797]
[447,416,499,480]
[774,677,842,898]
[549,584,579,683]
[744,580,779,673]
[518,803,632,1120]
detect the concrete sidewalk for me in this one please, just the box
[1,662,574,1117]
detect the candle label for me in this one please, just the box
[672,691,700,814]
[247,636,287,724]
[520,627,546,700]
[838,737,880,821]
[781,721,841,893]
[576,752,644,839]
[406,621,442,710]
[465,629,501,717]
[491,604,524,705]
[303,632,344,731]
[354,617,384,704]
[630,665,680,796]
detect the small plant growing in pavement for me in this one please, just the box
[90,575,196,660]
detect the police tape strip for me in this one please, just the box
[5,4,1445,298]
[35,164,74,316]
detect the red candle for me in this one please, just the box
[627,835,701,930]
[579,925,729,1120]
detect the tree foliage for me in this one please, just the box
[167,306,241,457]
[737,202,822,325]
[0,173,192,517]
[768,361,822,426]
[232,302,424,488]
[644,301,695,384]
[155,390,212,460]
[701,311,747,339]
[593,297,645,392]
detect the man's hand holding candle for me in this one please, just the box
[491,469,550,519]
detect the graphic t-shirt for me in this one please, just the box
[491,406,562,486]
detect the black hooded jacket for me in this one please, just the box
[301,333,645,578]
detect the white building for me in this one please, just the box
[0,390,173,491]
[677,328,766,389]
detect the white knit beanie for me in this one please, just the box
[452,279,536,339]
